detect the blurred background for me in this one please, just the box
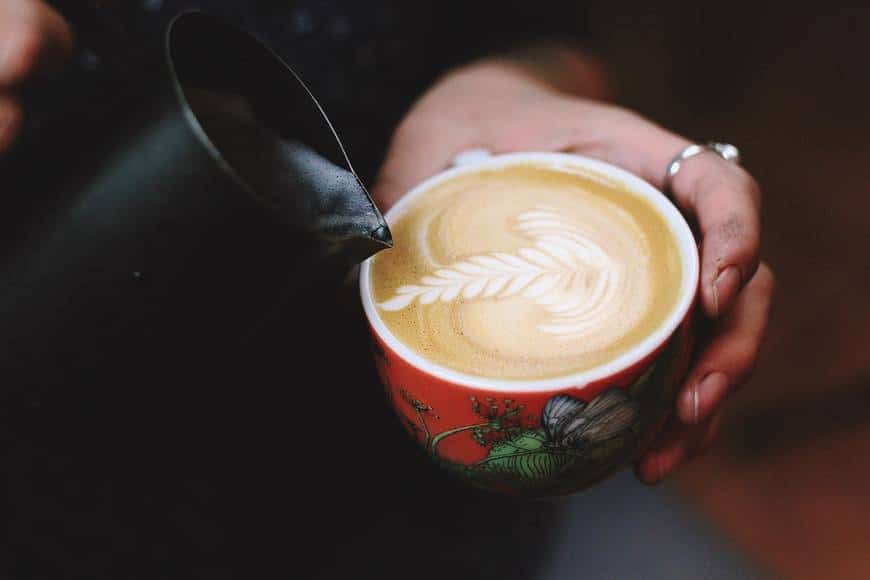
[582,4,870,579]
[3,1,869,578]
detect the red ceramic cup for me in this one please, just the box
[360,152,699,497]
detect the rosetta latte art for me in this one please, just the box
[370,163,682,379]
[379,207,642,341]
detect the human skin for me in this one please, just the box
[373,47,775,483]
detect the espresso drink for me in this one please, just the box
[369,163,683,380]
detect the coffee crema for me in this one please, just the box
[369,163,683,380]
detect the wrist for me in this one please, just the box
[431,58,559,99]
[405,59,555,126]
[484,43,612,100]
[412,50,610,123]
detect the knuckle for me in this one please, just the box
[729,342,759,378]
[605,104,645,124]
[592,104,667,139]
[715,213,748,243]
[570,142,623,168]
[713,213,761,266]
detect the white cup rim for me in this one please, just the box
[360,152,699,393]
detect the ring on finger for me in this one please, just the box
[663,142,741,198]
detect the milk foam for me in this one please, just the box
[380,206,649,344]
[370,164,682,380]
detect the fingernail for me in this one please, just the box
[693,372,729,424]
[712,266,741,317]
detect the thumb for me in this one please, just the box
[372,117,480,211]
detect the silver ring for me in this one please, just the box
[663,142,741,196]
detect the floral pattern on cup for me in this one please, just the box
[375,325,688,497]
[362,152,700,496]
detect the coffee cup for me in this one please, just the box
[360,151,699,497]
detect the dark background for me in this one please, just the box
[602,3,870,578]
[583,4,870,579]
[3,1,870,579]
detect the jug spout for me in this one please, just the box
[172,12,394,267]
[186,87,393,265]
[371,224,392,246]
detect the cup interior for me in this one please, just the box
[360,152,699,392]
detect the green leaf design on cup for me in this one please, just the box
[475,429,575,480]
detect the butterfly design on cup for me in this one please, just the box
[541,389,639,451]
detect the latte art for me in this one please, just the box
[380,207,644,342]
[370,164,683,380]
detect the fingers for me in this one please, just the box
[0,0,73,87]
[0,94,23,151]
[620,131,761,319]
[670,154,762,318]
[634,412,722,485]
[634,263,774,484]
[677,263,775,425]
[567,111,762,319]
[372,116,480,210]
